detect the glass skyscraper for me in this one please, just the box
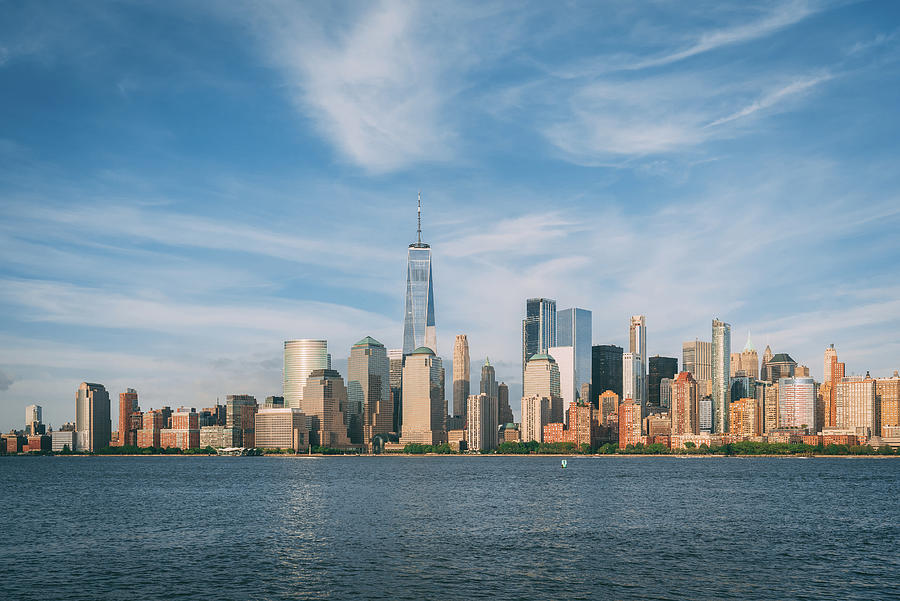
[712,319,732,433]
[591,344,623,403]
[402,195,436,356]
[557,308,592,403]
[522,298,557,385]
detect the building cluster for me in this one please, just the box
[5,198,899,454]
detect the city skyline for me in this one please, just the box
[3,2,900,430]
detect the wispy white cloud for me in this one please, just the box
[623,1,820,72]
[705,74,833,127]
[242,0,456,173]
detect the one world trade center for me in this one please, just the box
[402,193,436,356]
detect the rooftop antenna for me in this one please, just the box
[417,190,422,245]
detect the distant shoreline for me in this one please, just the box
[10,453,898,459]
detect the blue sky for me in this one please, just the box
[2,0,899,430]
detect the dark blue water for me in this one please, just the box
[2,456,898,600]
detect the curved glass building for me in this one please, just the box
[283,339,329,409]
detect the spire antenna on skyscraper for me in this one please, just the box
[417,190,422,245]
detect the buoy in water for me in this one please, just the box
[561,459,567,468]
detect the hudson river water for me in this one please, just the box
[2,456,898,600]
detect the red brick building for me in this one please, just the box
[618,400,642,449]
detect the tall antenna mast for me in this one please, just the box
[417,190,422,245]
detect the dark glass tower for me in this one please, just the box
[648,355,678,407]
[522,298,556,386]
[591,345,623,406]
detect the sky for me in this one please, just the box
[2,0,900,431]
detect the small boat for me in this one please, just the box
[561,459,567,469]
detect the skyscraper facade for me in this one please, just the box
[777,377,816,432]
[452,334,470,419]
[522,298,556,384]
[730,398,762,437]
[400,347,445,445]
[480,358,498,404]
[302,370,351,448]
[118,388,140,447]
[760,345,774,382]
[348,336,392,449]
[622,352,640,403]
[521,395,550,443]
[591,344,623,402]
[76,382,111,453]
[557,308,592,402]
[629,315,647,408]
[648,356,677,408]
[670,371,699,436]
[875,374,900,437]
[711,319,731,434]
[467,392,498,452]
[766,354,797,383]
[683,340,713,381]
[403,195,436,356]
[388,348,403,433]
[835,376,876,436]
[497,382,513,425]
[549,345,576,416]
[284,339,329,409]
[225,394,258,448]
[523,353,563,423]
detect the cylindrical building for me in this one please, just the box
[284,340,329,409]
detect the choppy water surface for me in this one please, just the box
[2,456,898,600]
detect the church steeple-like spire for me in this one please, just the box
[743,330,755,353]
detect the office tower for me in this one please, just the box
[598,390,620,426]
[876,373,900,437]
[284,339,329,409]
[760,345,774,381]
[25,404,44,436]
[730,375,754,404]
[263,396,285,408]
[522,297,557,384]
[622,352,640,404]
[452,335,470,419]
[225,394,258,448]
[591,344,623,403]
[823,345,845,427]
[568,402,595,447]
[730,398,762,437]
[765,354,797,383]
[524,353,563,423]
[835,376,876,436]
[629,315,647,407]
[711,319,731,434]
[660,378,674,409]
[699,396,712,433]
[302,369,351,448]
[762,382,779,433]
[521,395,550,443]
[254,408,310,452]
[682,340,713,381]
[730,332,759,379]
[116,389,140,447]
[557,308,592,402]
[75,382,111,453]
[389,348,403,433]
[549,345,576,417]
[670,371,699,436]
[778,377,816,432]
[498,382,513,425]
[795,365,810,377]
[618,400,642,449]
[480,358,498,404]
[400,347,445,445]
[403,194,436,356]
[467,393,499,452]
[348,336,392,449]
[648,356,677,407]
